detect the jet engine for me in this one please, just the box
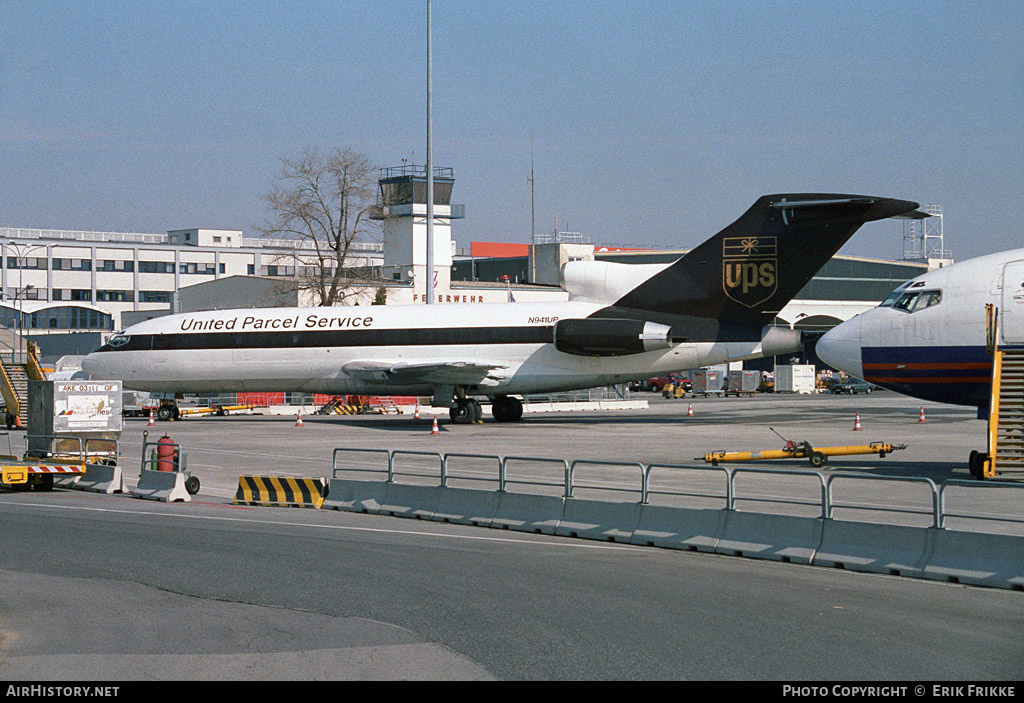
[553,318,673,357]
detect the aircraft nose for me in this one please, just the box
[817,316,864,379]
[81,351,110,379]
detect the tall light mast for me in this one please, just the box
[425,0,434,304]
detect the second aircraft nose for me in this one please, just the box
[817,315,865,379]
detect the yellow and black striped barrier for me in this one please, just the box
[233,476,327,509]
[332,404,366,415]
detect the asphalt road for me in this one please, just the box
[1,392,1022,681]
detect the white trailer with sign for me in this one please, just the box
[35,380,123,459]
[774,364,817,393]
[2,381,124,492]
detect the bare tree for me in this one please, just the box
[257,147,381,306]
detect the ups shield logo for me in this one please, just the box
[722,236,778,308]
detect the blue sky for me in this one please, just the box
[2,0,1022,261]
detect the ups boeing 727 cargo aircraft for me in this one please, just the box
[82,194,922,423]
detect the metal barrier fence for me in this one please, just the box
[26,434,120,465]
[939,479,1024,530]
[330,447,1024,533]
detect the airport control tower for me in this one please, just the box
[373,165,465,302]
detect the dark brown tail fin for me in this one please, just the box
[607,194,922,327]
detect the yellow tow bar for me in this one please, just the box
[700,432,906,469]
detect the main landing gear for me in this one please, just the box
[490,395,523,423]
[447,396,524,424]
[449,398,483,425]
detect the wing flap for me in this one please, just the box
[342,360,509,387]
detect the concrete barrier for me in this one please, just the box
[491,492,565,534]
[814,520,931,577]
[75,463,126,495]
[522,400,648,413]
[379,484,441,520]
[322,479,388,513]
[432,487,501,527]
[321,475,1024,591]
[631,504,724,552]
[922,528,1024,590]
[233,476,325,508]
[133,470,190,503]
[716,512,823,564]
[557,498,642,542]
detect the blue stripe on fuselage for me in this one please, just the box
[860,345,995,407]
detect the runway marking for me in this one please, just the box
[0,499,645,553]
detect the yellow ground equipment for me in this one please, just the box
[178,403,255,418]
[1,461,86,491]
[969,303,1024,481]
[0,433,94,492]
[662,382,687,399]
[315,396,368,415]
[700,429,906,468]
[1,437,89,492]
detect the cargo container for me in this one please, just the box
[693,367,727,396]
[774,364,817,393]
[726,370,759,396]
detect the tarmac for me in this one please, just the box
[2,390,1022,681]
[113,390,1024,535]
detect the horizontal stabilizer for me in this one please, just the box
[890,208,935,220]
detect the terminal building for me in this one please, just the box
[1,167,947,366]
[0,226,384,360]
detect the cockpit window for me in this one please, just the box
[916,290,942,310]
[879,286,908,307]
[893,292,919,311]
[107,332,130,348]
[891,289,942,313]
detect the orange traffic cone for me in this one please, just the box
[295,412,304,427]
[853,412,862,431]
[414,403,420,420]
[687,402,694,417]
[918,406,926,423]
[430,417,439,435]
[148,411,155,427]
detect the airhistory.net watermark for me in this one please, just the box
[6,687,119,698]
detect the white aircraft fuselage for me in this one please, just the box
[82,300,785,396]
[818,248,1024,412]
[83,193,923,423]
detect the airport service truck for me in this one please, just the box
[122,390,160,418]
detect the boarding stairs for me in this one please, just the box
[987,348,1024,479]
[0,342,44,428]
[5,364,29,426]
[375,396,402,415]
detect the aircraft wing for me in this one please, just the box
[342,360,509,387]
